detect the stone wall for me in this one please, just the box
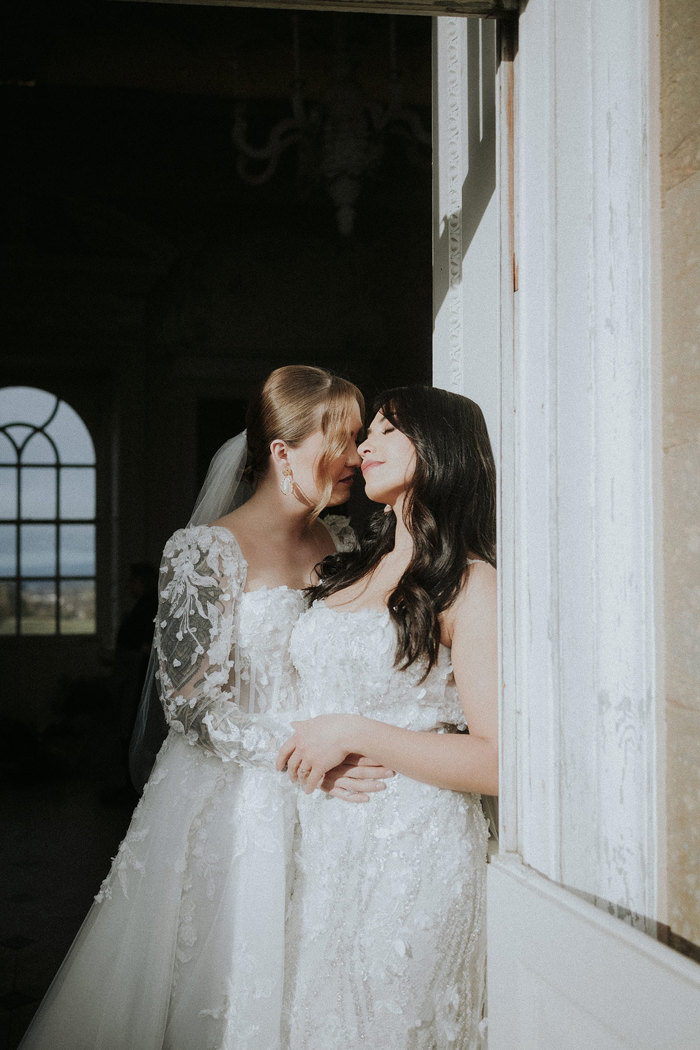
[660,0,700,946]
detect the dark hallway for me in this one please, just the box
[1,3,433,1046]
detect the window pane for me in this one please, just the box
[0,580,17,635]
[21,432,57,465]
[0,525,17,575]
[60,579,95,635]
[0,468,17,519]
[60,525,95,576]
[0,387,57,428]
[21,524,56,577]
[46,401,94,465]
[0,433,16,466]
[6,425,34,457]
[20,579,56,635]
[60,468,95,519]
[20,468,56,519]
[0,390,97,637]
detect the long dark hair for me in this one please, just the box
[309,385,496,675]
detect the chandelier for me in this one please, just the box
[232,15,430,237]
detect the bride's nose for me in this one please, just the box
[346,443,362,467]
[358,438,372,459]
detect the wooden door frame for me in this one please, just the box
[120,0,519,17]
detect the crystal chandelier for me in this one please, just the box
[232,15,430,237]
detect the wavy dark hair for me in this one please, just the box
[309,385,496,676]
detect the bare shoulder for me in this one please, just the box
[464,559,497,598]
[211,504,249,530]
[210,505,261,549]
[457,561,496,619]
[441,560,497,645]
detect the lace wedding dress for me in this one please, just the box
[20,517,353,1050]
[283,600,490,1050]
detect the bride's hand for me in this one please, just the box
[321,755,395,803]
[276,715,364,794]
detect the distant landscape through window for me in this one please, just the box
[0,387,96,635]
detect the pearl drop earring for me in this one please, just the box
[281,465,294,496]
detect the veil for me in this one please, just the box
[128,432,251,792]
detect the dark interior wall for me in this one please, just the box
[1,0,432,728]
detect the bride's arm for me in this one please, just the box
[276,562,498,796]
[159,528,394,799]
[157,527,297,768]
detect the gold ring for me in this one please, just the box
[299,768,311,780]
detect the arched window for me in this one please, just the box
[0,387,96,635]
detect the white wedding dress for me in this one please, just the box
[19,517,353,1050]
[283,599,489,1050]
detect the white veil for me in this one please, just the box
[128,432,251,792]
[187,431,251,528]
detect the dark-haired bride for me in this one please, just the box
[279,386,498,1050]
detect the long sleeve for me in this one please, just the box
[154,526,289,767]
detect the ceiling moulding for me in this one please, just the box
[118,1,519,18]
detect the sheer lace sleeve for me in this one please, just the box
[154,526,286,767]
[322,514,356,553]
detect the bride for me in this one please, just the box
[19,365,392,1050]
[278,385,498,1049]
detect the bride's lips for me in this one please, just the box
[360,460,382,474]
[337,474,355,485]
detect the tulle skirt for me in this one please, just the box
[19,733,297,1050]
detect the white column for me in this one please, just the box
[500,0,661,919]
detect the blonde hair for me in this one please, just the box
[243,365,364,521]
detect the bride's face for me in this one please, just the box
[287,401,363,507]
[358,411,417,506]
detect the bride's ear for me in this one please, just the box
[269,440,290,468]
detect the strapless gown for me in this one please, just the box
[283,601,489,1049]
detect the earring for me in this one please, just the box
[383,504,393,515]
[281,465,294,496]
